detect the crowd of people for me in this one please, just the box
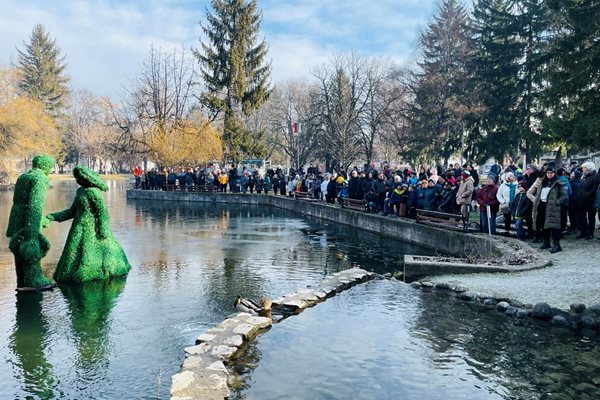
[133,159,600,254]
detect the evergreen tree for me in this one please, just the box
[409,0,476,164]
[470,0,549,162]
[16,24,69,118]
[195,0,271,162]
[542,0,600,150]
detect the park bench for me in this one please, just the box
[416,209,470,232]
[189,184,216,192]
[341,197,366,212]
[294,191,314,200]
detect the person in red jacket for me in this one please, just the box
[477,174,500,234]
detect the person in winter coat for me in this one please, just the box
[348,170,363,200]
[477,175,500,234]
[576,162,600,239]
[530,166,567,252]
[326,175,337,204]
[497,172,518,235]
[568,170,582,233]
[363,187,379,213]
[439,181,459,214]
[456,171,474,220]
[423,179,438,211]
[556,168,571,232]
[511,181,532,240]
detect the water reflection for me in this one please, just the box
[10,292,58,399]
[60,278,126,378]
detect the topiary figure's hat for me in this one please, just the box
[73,165,109,191]
[32,154,55,174]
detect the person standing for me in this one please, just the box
[577,162,600,239]
[530,166,567,252]
[456,170,474,221]
[477,175,499,234]
[497,172,518,236]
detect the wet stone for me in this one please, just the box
[410,282,422,289]
[570,303,586,314]
[505,306,518,317]
[453,285,468,293]
[483,298,497,306]
[458,291,475,301]
[170,370,195,394]
[196,333,217,344]
[551,315,570,327]
[517,309,531,319]
[580,316,597,330]
[434,282,451,290]
[532,303,553,320]
[421,282,434,288]
[496,302,510,312]
[222,335,244,347]
[574,383,598,393]
[185,343,211,356]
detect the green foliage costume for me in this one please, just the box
[48,166,131,283]
[6,155,55,289]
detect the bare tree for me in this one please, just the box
[312,53,371,173]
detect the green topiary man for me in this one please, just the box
[47,165,131,283]
[6,154,55,289]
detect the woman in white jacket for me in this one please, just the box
[497,172,518,235]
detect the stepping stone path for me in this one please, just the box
[170,268,373,400]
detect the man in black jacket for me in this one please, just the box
[576,162,600,239]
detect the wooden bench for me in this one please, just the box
[294,191,314,200]
[416,209,468,232]
[189,184,217,192]
[341,197,366,211]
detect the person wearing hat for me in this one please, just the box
[529,164,567,252]
[456,170,474,221]
[46,166,132,282]
[511,181,532,240]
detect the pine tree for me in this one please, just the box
[16,24,69,118]
[470,0,549,162]
[409,0,476,164]
[195,0,271,162]
[542,0,600,150]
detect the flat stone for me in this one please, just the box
[232,323,255,338]
[211,345,238,360]
[185,343,211,356]
[222,335,244,347]
[196,333,217,344]
[206,361,228,372]
[246,316,272,329]
[421,282,434,288]
[517,309,531,319]
[551,315,570,327]
[170,370,195,395]
[182,356,205,370]
[457,291,475,301]
[483,298,497,306]
[532,303,553,320]
[496,301,510,312]
[410,282,422,289]
[434,282,451,290]
[452,285,468,293]
[282,299,309,309]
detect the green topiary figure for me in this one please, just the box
[47,166,131,283]
[6,154,55,289]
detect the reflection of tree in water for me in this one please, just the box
[10,292,59,399]
[60,278,126,378]
[228,339,263,399]
[412,292,600,399]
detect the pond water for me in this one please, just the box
[0,179,427,399]
[231,280,600,400]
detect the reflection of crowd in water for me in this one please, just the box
[132,160,600,254]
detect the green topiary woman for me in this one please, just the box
[6,154,55,289]
[47,166,131,283]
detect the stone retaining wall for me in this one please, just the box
[170,268,373,400]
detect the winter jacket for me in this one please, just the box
[559,175,571,206]
[497,181,518,213]
[596,184,600,209]
[531,178,567,231]
[349,177,363,199]
[581,171,600,207]
[423,187,438,211]
[510,192,532,219]
[476,183,500,214]
[570,178,582,208]
[407,189,419,209]
[362,178,374,194]
[456,176,474,205]
[439,187,459,214]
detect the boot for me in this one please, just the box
[531,233,541,243]
[540,236,551,250]
[550,241,562,253]
[550,230,562,253]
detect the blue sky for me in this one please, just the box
[0,0,443,97]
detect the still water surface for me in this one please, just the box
[0,179,428,399]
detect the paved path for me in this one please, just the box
[430,236,600,309]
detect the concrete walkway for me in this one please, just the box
[430,236,600,309]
